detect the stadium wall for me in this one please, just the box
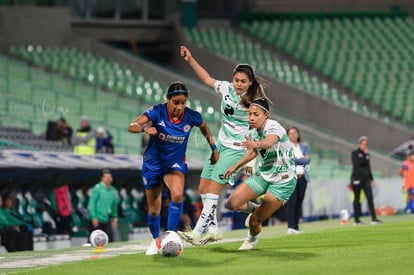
[0,7,70,50]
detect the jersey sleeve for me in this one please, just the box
[214,80,230,95]
[187,107,203,127]
[266,120,284,139]
[143,104,161,122]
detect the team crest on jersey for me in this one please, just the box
[183,125,191,132]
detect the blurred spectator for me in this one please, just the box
[96,126,114,154]
[286,126,311,234]
[71,116,96,155]
[0,196,19,252]
[45,118,73,144]
[48,173,73,236]
[88,169,119,242]
[399,149,414,213]
[1,195,33,251]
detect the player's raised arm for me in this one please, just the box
[198,120,219,164]
[180,46,216,88]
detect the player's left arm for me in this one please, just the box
[198,120,219,164]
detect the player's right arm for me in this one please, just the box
[128,115,157,135]
[180,46,216,88]
[224,148,258,179]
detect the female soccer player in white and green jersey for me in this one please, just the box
[224,98,297,250]
[179,46,268,245]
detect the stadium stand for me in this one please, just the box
[239,11,414,123]
[1,50,219,159]
[185,27,380,119]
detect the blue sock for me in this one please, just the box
[407,199,414,213]
[167,201,183,231]
[147,213,160,239]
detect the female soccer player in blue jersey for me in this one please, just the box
[128,82,219,255]
[178,46,268,245]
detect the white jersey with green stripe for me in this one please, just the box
[250,119,296,184]
[214,80,249,150]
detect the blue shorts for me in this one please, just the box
[142,161,187,190]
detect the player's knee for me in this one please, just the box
[226,197,239,210]
[148,209,160,217]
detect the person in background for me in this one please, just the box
[351,136,382,225]
[0,196,19,252]
[1,195,33,251]
[127,81,218,255]
[45,117,73,144]
[49,173,73,236]
[96,126,114,154]
[88,169,119,242]
[399,149,414,213]
[285,127,311,234]
[71,116,96,155]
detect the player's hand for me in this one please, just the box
[210,148,219,164]
[180,46,192,62]
[145,126,158,136]
[241,135,257,150]
[92,219,99,228]
[223,165,237,179]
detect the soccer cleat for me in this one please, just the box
[145,238,160,256]
[238,237,258,250]
[353,221,364,226]
[287,228,303,234]
[177,230,200,246]
[199,231,223,245]
[371,219,382,225]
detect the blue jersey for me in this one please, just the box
[142,103,203,171]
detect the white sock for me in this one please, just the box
[247,232,260,242]
[200,193,206,205]
[193,193,219,236]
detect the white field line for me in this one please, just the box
[0,238,244,270]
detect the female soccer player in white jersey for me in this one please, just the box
[128,82,218,255]
[178,46,268,245]
[224,98,297,250]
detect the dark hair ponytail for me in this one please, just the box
[233,64,269,108]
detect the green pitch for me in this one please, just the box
[4,215,414,275]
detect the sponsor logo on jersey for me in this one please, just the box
[158,132,185,143]
[157,121,166,127]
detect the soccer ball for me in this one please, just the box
[90,229,109,247]
[157,231,184,257]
